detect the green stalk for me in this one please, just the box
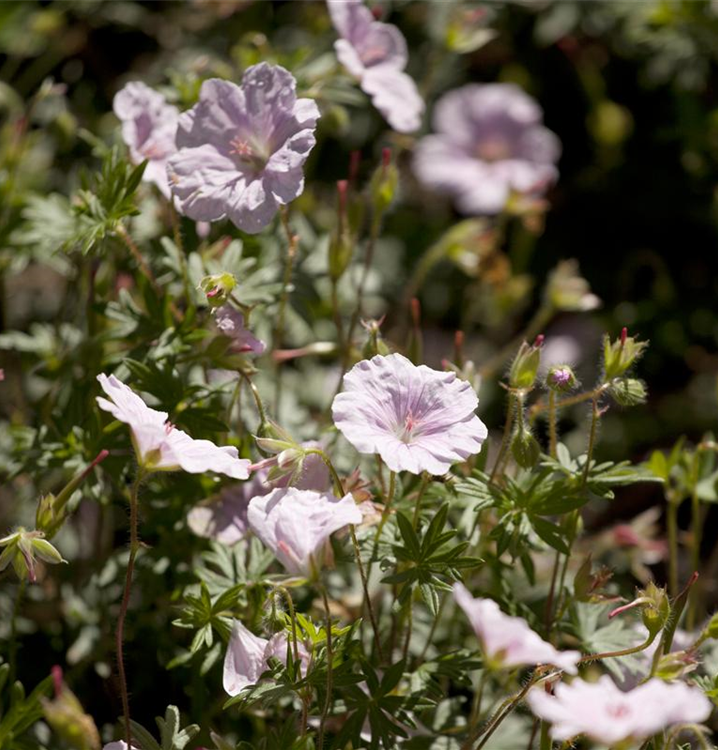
[548,390,558,459]
[317,585,334,750]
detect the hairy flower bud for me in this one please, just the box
[546,364,577,393]
[509,337,543,390]
[603,328,649,381]
[608,377,648,406]
[199,272,237,308]
[641,582,671,638]
[511,425,541,468]
[361,318,390,359]
[42,666,101,750]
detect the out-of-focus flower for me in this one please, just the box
[413,83,560,214]
[332,353,487,475]
[0,528,65,583]
[215,306,266,355]
[223,620,309,696]
[113,82,179,198]
[96,374,250,479]
[247,487,363,577]
[103,743,139,750]
[453,583,580,673]
[42,666,100,750]
[327,0,424,133]
[168,64,319,234]
[545,260,601,312]
[527,675,712,745]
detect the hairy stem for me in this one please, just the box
[548,391,558,459]
[489,392,516,484]
[116,471,144,747]
[317,585,334,750]
[666,497,679,598]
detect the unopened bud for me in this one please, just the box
[42,666,101,750]
[370,147,398,215]
[641,582,671,638]
[702,612,718,641]
[361,318,390,359]
[509,338,543,390]
[329,180,354,281]
[255,420,298,458]
[511,426,541,468]
[603,330,649,381]
[607,378,648,406]
[546,260,601,312]
[654,650,698,681]
[546,365,577,393]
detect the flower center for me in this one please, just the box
[229,135,268,171]
[606,702,631,719]
[141,142,167,160]
[476,138,512,163]
[397,410,420,443]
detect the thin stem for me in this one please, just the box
[539,720,552,750]
[350,526,383,661]
[238,369,267,430]
[473,670,550,750]
[582,395,600,488]
[273,208,298,418]
[529,383,611,421]
[418,592,445,662]
[330,279,345,354]
[688,455,702,628]
[548,391,558,459]
[344,215,381,370]
[275,585,300,664]
[412,473,430,530]
[368,470,396,577]
[667,497,679,598]
[489,392,516,484]
[544,549,561,636]
[317,585,334,750]
[578,634,655,664]
[116,471,144,747]
[663,724,710,750]
[401,600,413,662]
[8,580,26,686]
[463,670,489,747]
[169,204,193,309]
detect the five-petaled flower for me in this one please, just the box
[413,83,560,214]
[527,674,712,745]
[167,63,320,234]
[96,373,250,479]
[247,487,363,578]
[327,0,424,133]
[113,81,179,198]
[453,583,580,673]
[332,353,487,475]
[223,619,310,696]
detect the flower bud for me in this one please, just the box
[546,365,577,393]
[653,650,698,681]
[511,426,541,468]
[545,260,601,312]
[370,147,398,215]
[199,272,237,308]
[361,318,390,359]
[509,336,543,390]
[328,180,354,282]
[641,582,671,639]
[255,420,299,459]
[702,611,718,641]
[607,378,648,406]
[42,666,101,750]
[603,328,649,381]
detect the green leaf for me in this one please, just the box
[530,516,569,554]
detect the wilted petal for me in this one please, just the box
[223,621,270,696]
[215,306,266,355]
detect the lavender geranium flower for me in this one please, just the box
[332,353,487,475]
[247,487,362,577]
[113,82,179,198]
[104,744,139,750]
[215,305,266,355]
[96,373,250,479]
[527,674,712,745]
[223,619,309,696]
[453,583,580,673]
[167,64,319,234]
[327,0,424,133]
[413,83,560,214]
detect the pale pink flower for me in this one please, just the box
[223,620,309,696]
[453,583,580,673]
[247,487,363,577]
[527,675,712,745]
[215,305,266,355]
[113,81,179,198]
[327,0,424,133]
[103,743,139,750]
[168,64,319,234]
[413,83,560,214]
[332,353,487,475]
[96,373,250,479]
